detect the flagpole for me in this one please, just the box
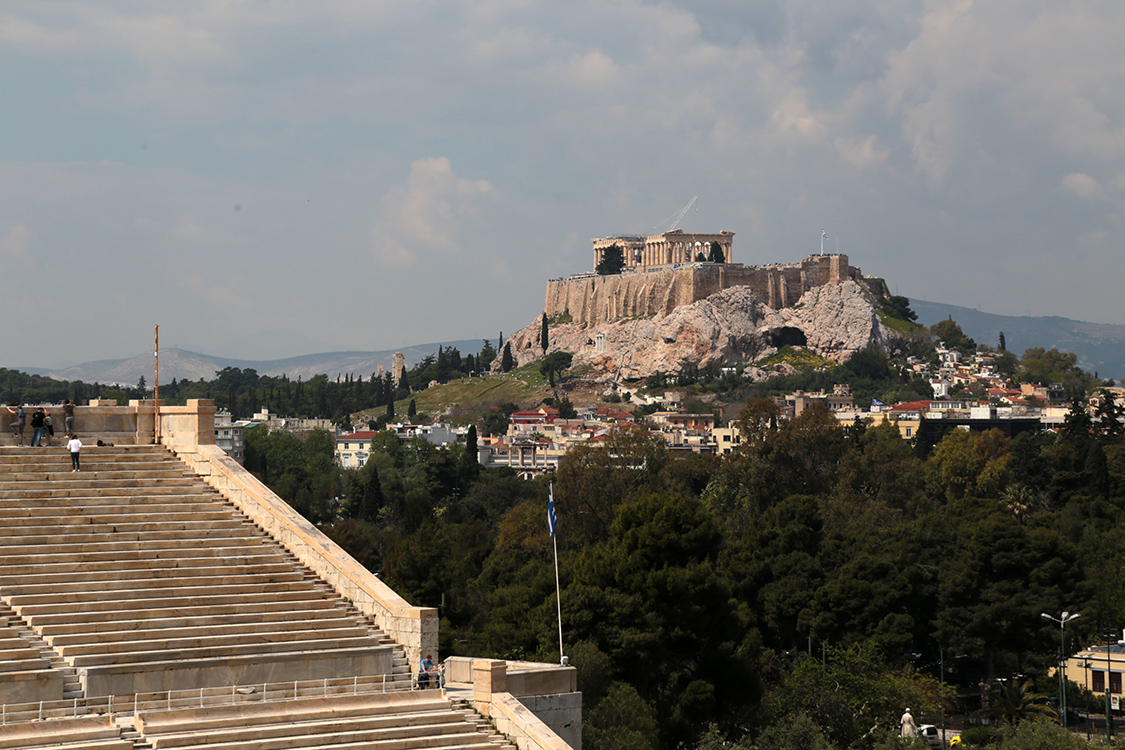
[553,529,563,663]
[549,484,564,663]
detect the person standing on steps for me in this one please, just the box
[30,408,45,447]
[67,432,82,472]
[42,413,53,446]
[62,399,75,434]
[7,405,26,446]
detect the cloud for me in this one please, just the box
[369,158,492,268]
[1079,229,1109,247]
[835,135,888,169]
[1060,173,1107,201]
[171,215,210,242]
[0,224,34,269]
[878,0,1125,186]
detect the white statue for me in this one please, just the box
[900,708,917,738]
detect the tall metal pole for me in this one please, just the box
[553,531,563,663]
[1107,637,1113,741]
[1042,611,1079,729]
[154,325,160,445]
[549,484,563,664]
[941,648,946,744]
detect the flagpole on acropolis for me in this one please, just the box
[821,229,827,255]
[549,484,564,664]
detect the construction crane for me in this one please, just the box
[654,196,698,232]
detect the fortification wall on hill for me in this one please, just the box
[545,254,855,326]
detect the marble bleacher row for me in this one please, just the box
[0,444,412,699]
[133,691,513,750]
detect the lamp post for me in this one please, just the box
[1042,611,1081,728]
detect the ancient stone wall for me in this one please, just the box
[545,255,855,326]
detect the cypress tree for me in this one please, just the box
[408,398,416,418]
[461,424,479,483]
[356,460,384,522]
[501,343,514,373]
[540,313,549,353]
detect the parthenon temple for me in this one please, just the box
[593,229,734,271]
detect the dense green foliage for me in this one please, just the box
[238,399,1125,749]
[7,310,1124,749]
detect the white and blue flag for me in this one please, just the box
[548,486,557,539]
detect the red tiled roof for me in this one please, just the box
[338,431,377,441]
[889,401,930,412]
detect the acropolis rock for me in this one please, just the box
[500,278,902,380]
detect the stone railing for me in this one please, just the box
[446,657,580,750]
[171,443,438,673]
[6,398,217,447]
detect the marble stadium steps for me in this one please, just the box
[0,445,412,695]
[0,603,77,700]
[0,714,132,750]
[134,692,513,750]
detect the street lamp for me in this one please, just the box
[1042,611,1081,728]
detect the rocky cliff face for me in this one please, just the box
[500,279,902,380]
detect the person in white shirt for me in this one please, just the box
[66,433,82,472]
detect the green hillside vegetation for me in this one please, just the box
[753,346,838,371]
[242,394,1125,750]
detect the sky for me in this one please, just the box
[2,0,1123,368]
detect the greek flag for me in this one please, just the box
[548,486,557,539]
[821,229,828,240]
[872,399,884,406]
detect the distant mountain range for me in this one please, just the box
[17,340,488,386]
[12,301,1125,386]
[912,301,1125,381]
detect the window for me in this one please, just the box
[1112,672,1122,694]
[1094,671,1105,693]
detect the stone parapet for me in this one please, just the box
[159,399,217,448]
[171,444,438,674]
[81,646,392,698]
[448,657,580,749]
[2,399,216,447]
[491,693,577,750]
[0,669,65,704]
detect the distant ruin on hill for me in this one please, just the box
[545,229,872,327]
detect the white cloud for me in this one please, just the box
[1060,173,1107,201]
[369,158,492,268]
[0,224,34,269]
[835,135,888,169]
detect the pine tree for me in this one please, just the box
[501,343,515,373]
[540,313,549,353]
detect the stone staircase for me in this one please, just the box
[129,691,512,750]
[0,714,133,749]
[0,444,413,699]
